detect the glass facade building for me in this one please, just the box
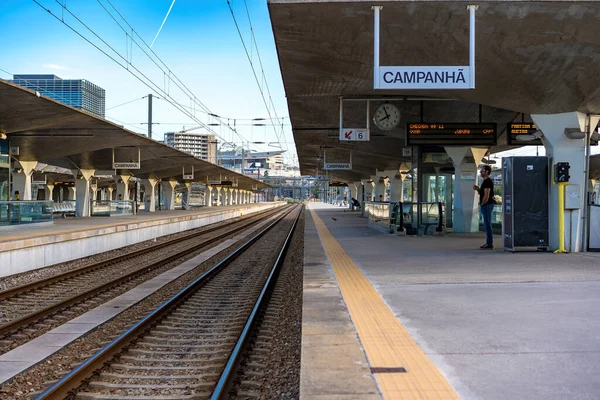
[11,74,106,118]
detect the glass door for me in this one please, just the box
[422,172,454,228]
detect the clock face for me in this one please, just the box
[373,103,401,131]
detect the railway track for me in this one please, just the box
[35,204,302,400]
[0,205,288,350]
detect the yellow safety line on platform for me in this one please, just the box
[309,207,459,400]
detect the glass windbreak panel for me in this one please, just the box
[91,200,111,216]
[365,201,393,233]
[0,167,8,201]
[111,200,134,216]
[0,201,53,226]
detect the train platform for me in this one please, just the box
[303,202,600,400]
[0,202,283,278]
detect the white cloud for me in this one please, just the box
[42,63,68,70]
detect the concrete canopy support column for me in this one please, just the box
[45,184,54,202]
[67,187,76,201]
[233,189,238,205]
[390,176,404,202]
[216,186,223,206]
[143,178,158,212]
[164,180,177,210]
[184,183,192,209]
[356,181,364,203]
[107,187,114,201]
[117,175,132,201]
[362,179,374,202]
[228,188,233,205]
[348,182,359,209]
[74,169,95,217]
[12,161,38,200]
[532,112,587,252]
[205,185,213,207]
[445,147,488,232]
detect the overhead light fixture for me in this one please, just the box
[564,128,585,139]
[482,158,497,165]
[0,131,6,140]
[516,130,543,142]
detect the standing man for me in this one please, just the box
[473,165,496,249]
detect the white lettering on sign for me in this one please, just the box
[340,128,370,141]
[113,162,140,169]
[207,180,221,185]
[324,163,352,170]
[379,66,471,89]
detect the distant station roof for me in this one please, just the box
[269,0,600,180]
[0,80,269,190]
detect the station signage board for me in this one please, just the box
[507,123,598,146]
[379,67,471,90]
[113,162,140,169]
[340,128,370,141]
[206,179,221,185]
[328,181,347,187]
[406,123,497,146]
[506,123,542,146]
[324,162,352,170]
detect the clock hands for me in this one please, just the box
[379,106,392,122]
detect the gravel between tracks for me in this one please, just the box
[234,207,304,400]
[0,207,295,399]
[260,207,304,400]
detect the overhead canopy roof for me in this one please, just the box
[0,80,268,190]
[269,0,600,180]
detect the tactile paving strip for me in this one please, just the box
[309,207,459,400]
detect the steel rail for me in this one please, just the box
[0,206,280,301]
[0,206,289,337]
[211,205,302,399]
[34,204,299,400]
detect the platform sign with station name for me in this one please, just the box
[113,162,140,169]
[340,128,370,141]
[324,162,352,170]
[379,67,471,90]
[406,123,497,146]
[206,179,221,185]
[507,123,542,146]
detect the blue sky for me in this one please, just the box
[0,0,296,164]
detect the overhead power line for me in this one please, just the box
[106,96,146,110]
[226,0,295,166]
[33,0,250,150]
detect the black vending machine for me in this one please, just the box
[503,156,550,252]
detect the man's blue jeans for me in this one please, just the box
[481,203,494,245]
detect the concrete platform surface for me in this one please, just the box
[304,201,600,400]
[0,203,282,277]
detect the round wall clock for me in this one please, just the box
[373,103,401,131]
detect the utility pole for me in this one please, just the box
[147,94,153,139]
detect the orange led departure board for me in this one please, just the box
[507,123,542,146]
[406,123,497,146]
